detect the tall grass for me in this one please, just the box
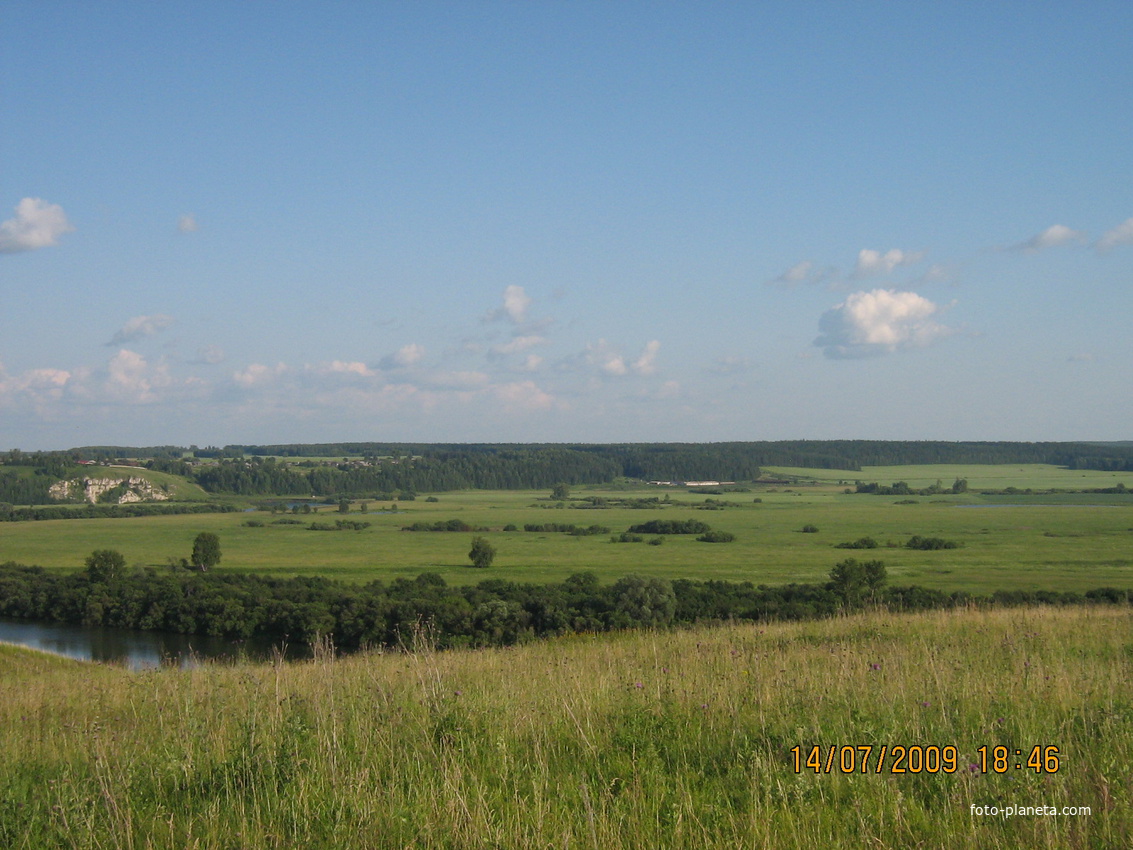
[1,605,1129,848]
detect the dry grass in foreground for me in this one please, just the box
[1,604,1129,849]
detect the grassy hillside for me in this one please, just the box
[0,605,1127,848]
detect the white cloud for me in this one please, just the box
[195,345,226,365]
[0,198,74,253]
[909,263,954,286]
[491,335,546,356]
[706,355,752,375]
[853,248,925,278]
[767,260,836,288]
[108,314,174,345]
[380,343,425,369]
[585,340,628,376]
[233,362,287,388]
[579,339,661,377]
[1096,217,1133,252]
[502,285,531,323]
[814,289,955,359]
[484,285,534,324]
[0,361,72,401]
[493,380,557,411]
[771,260,814,286]
[178,213,199,233]
[632,340,661,376]
[106,349,172,402]
[418,370,490,391]
[1009,224,1087,252]
[324,360,375,377]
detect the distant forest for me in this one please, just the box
[2,441,1132,502]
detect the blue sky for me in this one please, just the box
[2,1,1131,449]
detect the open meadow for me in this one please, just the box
[2,465,1131,594]
[0,604,1127,849]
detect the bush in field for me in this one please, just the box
[610,532,645,543]
[906,535,960,550]
[835,536,878,549]
[697,530,736,543]
[801,524,819,533]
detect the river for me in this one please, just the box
[0,616,311,670]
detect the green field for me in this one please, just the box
[2,464,1132,593]
[1,605,1127,848]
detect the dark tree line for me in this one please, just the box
[0,503,238,523]
[1,560,1126,651]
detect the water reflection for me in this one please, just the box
[0,617,312,670]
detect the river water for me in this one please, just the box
[0,617,311,670]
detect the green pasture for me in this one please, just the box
[763,462,1133,491]
[2,464,1132,592]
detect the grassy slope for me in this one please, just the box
[2,469,1132,592]
[0,605,1127,848]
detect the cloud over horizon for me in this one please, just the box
[814,289,955,359]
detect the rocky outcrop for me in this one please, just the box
[48,477,171,504]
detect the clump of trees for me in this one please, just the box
[905,535,960,550]
[855,479,969,496]
[523,522,610,536]
[308,520,371,532]
[835,537,879,549]
[696,530,735,543]
[626,519,712,535]
[828,558,887,606]
[610,532,645,543]
[402,519,476,532]
[85,549,126,583]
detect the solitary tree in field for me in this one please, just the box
[191,532,222,571]
[551,482,570,501]
[468,536,496,568]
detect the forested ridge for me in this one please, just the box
[4,441,1133,502]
